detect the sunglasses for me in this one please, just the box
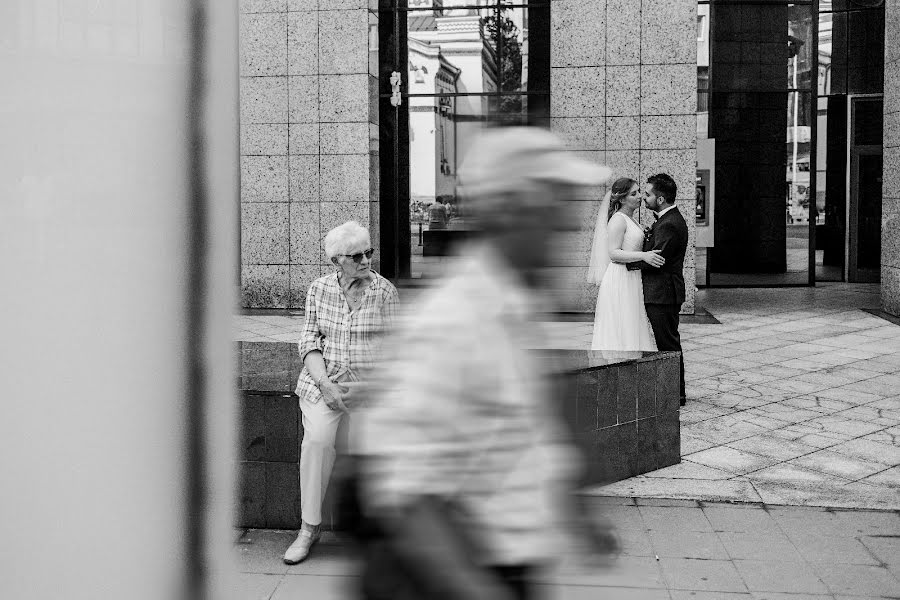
[341,248,375,263]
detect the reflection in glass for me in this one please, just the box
[788,3,814,91]
[786,91,812,277]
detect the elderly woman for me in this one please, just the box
[283,221,399,565]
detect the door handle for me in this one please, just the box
[390,71,402,107]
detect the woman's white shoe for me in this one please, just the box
[283,528,321,565]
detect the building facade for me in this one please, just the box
[238,0,899,317]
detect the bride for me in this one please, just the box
[589,177,665,351]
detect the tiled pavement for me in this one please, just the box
[235,283,900,599]
[236,499,900,599]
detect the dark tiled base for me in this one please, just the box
[236,344,682,528]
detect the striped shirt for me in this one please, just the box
[359,246,581,566]
[295,271,399,404]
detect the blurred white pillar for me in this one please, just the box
[0,1,238,599]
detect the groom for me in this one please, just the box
[627,173,689,406]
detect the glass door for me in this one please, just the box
[377,0,550,280]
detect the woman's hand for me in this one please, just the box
[319,380,348,411]
[642,250,665,268]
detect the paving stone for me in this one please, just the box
[639,506,715,532]
[702,505,781,534]
[828,437,900,466]
[810,563,900,597]
[792,449,888,481]
[787,532,882,565]
[659,557,748,593]
[238,573,283,600]
[833,510,900,536]
[732,560,830,594]
[270,573,356,600]
[643,459,735,480]
[717,532,804,562]
[687,446,780,476]
[726,434,818,461]
[237,529,295,574]
[648,529,729,559]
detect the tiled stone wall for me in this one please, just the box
[239,1,379,308]
[550,0,697,314]
[883,2,900,316]
[236,342,681,528]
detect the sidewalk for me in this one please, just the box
[236,498,900,600]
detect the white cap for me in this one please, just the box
[457,127,612,199]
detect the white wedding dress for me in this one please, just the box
[591,213,657,351]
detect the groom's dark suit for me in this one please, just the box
[627,206,689,403]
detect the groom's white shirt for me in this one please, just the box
[656,205,678,219]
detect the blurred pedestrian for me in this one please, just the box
[357,128,616,600]
[283,221,399,565]
[428,197,449,230]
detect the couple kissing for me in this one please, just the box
[588,174,688,406]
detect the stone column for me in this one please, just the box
[239,0,378,308]
[550,0,697,314]
[883,1,900,316]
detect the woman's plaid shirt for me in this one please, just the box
[294,271,399,404]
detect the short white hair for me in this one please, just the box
[324,221,371,260]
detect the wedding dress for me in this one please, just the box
[589,201,657,351]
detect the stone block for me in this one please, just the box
[287,0,316,8]
[320,154,370,203]
[242,265,290,308]
[882,266,900,317]
[597,367,619,428]
[241,76,289,124]
[240,13,287,76]
[887,4,900,63]
[617,421,640,478]
[550,117,605,151]
[637,360,658,419]
[320,202,371,257]
[241,123,288,155]
[321,122,369,154]
[605,150,641,183]
[657,410,681,469]
[290,264,323,308]
[265,395,300,462]
[882,200,900,269]
[617,362,638,424]
[606,66,640,116]
[242,394,267,461]
[289,155,320,203]
[320,74,370,122]
[238,461,266,527]
[656,355,681,413]
[551,0,605,68]
[639,149,697,201]
[575,371,600,432]
[641,64,696,116]
[883,110,900,150]
[241,156,289,202]
[581,427,618,485]
[241,0,287,13]
[606,116,640,150]
[288,123,319,154]
[883,147,900,198]
[637,417,659,473]
[288,76,318,123]
[242,203,290,263]
[640,115,697,150]
[320,0,367,8]
[289,202,321,263]
[241,343,296,392]
[287,11,318,75]
[550,67,605,117]
[265,462,300,528]
[606,0,641,65]
[641,0,696,65]
[318,9,369,75]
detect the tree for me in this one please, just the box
[482,12,523,115]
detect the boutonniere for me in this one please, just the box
[643,227,654,244]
